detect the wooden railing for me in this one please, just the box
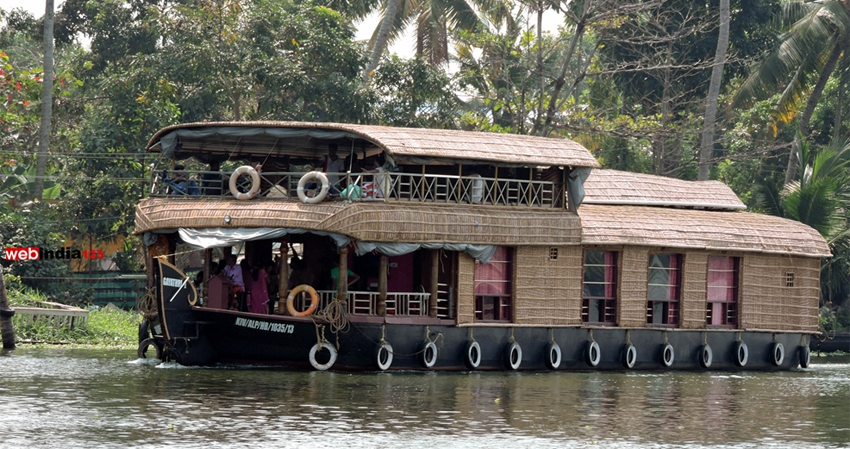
[12,302,88,330]
[152,170,559,208]
[289,290,432,316]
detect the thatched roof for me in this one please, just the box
[583,169,746,210]
[145,121,600,168]
[135,198,582,246]
[578,204,830,257]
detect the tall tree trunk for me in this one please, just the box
[698,0,730,181]
[360,0,404,89]
[0,266,16,350]
[34,0,55,199]
[786,40,843,185]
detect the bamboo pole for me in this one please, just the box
[203,248,211,304]
[337,246,349,300]
[278,237,288,314]
[0,265,16,349]
[377,254,388,316]
[429,250,439,318]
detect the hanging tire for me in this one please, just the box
[799,345,811,368]
[700,344,713,368]
[375,341,393,371]
[138,321,150,344]
[163,347,182,364]
[586,341,601,367]
[545,342,562,370]
[137,338,163,360]
[464,341,481,369]
[420,341,438,369]
[622,344,637,369]
[661,343,675,368]
[309,343,338,371]
[504,342,522,370]
[734,341,749,367]
[771,342,785,366]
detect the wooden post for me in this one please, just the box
[337,246,349,300]
[377,254,388,316]
[203,248,211,305]
[429,250,439,318]
[277,237,288,314]
[0,265,16,349]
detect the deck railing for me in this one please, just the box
[152,170,558,208]
[11,302,88,330]
[289,290,432,316]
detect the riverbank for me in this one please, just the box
[5,285,140,349]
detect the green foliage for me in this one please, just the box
[370,55,461,128]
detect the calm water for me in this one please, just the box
[0,348,847,449]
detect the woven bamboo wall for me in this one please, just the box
[456,252,476,325]
[741,255,820,332]
[619,247,649,328]
[681,252,709,329]
[514,246,582,326]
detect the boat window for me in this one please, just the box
[474,247,513,322]
[706,256,739,328]
[785,272,795,288]
[583,250,618,325]
[647,254,682,327]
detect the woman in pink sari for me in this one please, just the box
[248,266,269,314]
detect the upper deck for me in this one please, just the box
[144,121,599,210]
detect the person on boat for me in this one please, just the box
[201,160,224,196]
[240,259,253,312]
[362,156,391,198]
[162,165,201,196]
[265,261,279,314]
[224,256,245,310]
[330,263,360,291]
[248,265,269,314]
[322,144,346,194]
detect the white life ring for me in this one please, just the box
[586,341,601,367]
[735,341,749,367]
[309,342,337,371]
[545,342,562,370]
[229,165,261,200]
[504,341,522,370]
[465,341,481,369]
[661,343,675,367]
[297,171,330,204]
[622,344,637,369]
[700,344,713,368]
[376,341,393,371]
[771,342,785,366]
[420,341,438,368]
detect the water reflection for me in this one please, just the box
[0,348,847,448]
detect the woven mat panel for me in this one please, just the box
[514,246,582,325]
[578,205,830,258]
[325,203,582,245]
[681,252,709,329]
[456,253,476,325]
[618,247,649,328]
[741,255,820,332]
[146,121,601,168]
[583,169,746,209]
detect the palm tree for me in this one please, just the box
[734,1,850,185]
[359,0,493,87]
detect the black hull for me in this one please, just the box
[149,307,811,371]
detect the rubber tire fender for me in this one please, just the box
[771,342,785,366]
[799,345,811,368]
[137,338,163,360]
[545,342,562,370]
[622,344,637,369]
[309,343,338,371]
[700,344,713,368]
[586,341,601,367]
[661,343,675,368]
[464,341,481,370]
[375,341,394,371]
[420,341,438,369]
[734,341,749,367]
[504,341,522,370]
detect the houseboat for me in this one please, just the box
[134,121,830,371]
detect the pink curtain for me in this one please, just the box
[475,247,510,295]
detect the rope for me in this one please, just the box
[137,287,158,319]
[626,329,632,346]
[663,331,669,345]
[310,298,350,350]
[589,328,595,343]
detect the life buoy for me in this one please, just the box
[286,284,319,317]
[700,344,713,368]
[771,342,785,366]
[465,341,481,369]
[734,341,749,367]
[661,343,675,367]
[622,344,637,369]
[545,342,562,369]
[297,171,330,204]
[137,338,163,360]
[420,341,438,368]
[309,343,338,371]
[229,165,261,200]
[586,341,601,367]
[799,345,811,368]
[376,341,393,371]
[504,341,522,370]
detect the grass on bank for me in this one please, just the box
[5,282,140,349]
